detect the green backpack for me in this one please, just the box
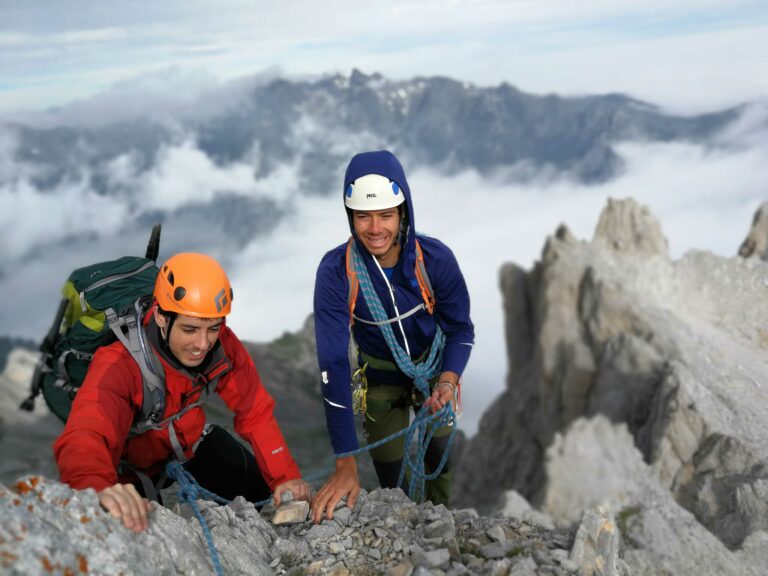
[21,226,167,429]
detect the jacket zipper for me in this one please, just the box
[373,258,411,357]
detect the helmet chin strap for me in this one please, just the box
[157,312,180,362]
[160,313,177,342]
[397,205,408,246]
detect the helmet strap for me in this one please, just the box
[156,310,178,351]
[397,204,408,245]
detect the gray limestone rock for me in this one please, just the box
[569,505,622,576]
[454,198,768,575]
[547,415,765,576]
[413,548,451,569]
[272,500,310,524]
[738,201,768,260]
[2,478,582,576]
[305,522,341,541]
[509,557,538,576]
[480,543,506,559]
[593,197,668,257]
[1,476,274,576]
[425,518,456,540]
[486,525,506,543]
[524,510,555,531]
[332,506,353,526]
[501,490,532,520]
[0,350,62,484]
[389,560,415,576]
[543,416,646,527]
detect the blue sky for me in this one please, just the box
[1,0,767,115]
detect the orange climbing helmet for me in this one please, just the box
[154,253,233,317]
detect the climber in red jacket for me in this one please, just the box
[54,253,310,532]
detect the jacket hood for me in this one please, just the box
[343,150,418,277]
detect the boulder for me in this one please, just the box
[557,416,768,575]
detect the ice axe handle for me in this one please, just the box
[20,297,67,412]
[145,224,162,262]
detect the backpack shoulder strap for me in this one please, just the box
[105,298,166,431]
[345,237,359,325]
[414,239,435,315]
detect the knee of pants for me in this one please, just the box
[368,436,406,463]
[372,458,406,490]
[364,390,410,463]
[185,426,270,503]
[424,429,452,474]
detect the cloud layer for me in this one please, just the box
[1,91,766,437]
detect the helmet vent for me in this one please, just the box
[167,271,175,286]
[173,286,186,301]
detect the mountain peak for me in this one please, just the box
[593,197,668,257]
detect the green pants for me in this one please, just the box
[363,383,452,505]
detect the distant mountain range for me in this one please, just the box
[2,70,743,267]
[10,70,740,188]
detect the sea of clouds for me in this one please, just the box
[1,88,766,436]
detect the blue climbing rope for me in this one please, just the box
[166,461,228,576]
[397,403,456,502]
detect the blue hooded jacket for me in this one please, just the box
[314,150,475,454]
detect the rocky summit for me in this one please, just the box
[2,475,595,576]
[453,197,768,575]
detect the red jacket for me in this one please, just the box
[54,323,301,492]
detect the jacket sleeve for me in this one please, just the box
[216,329,302,490]
[53,348,140,491]
[429,241,475,377]
[314,251,359,455]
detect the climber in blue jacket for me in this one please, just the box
[311,150,474,522]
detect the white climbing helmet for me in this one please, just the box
[344,174,405,211]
